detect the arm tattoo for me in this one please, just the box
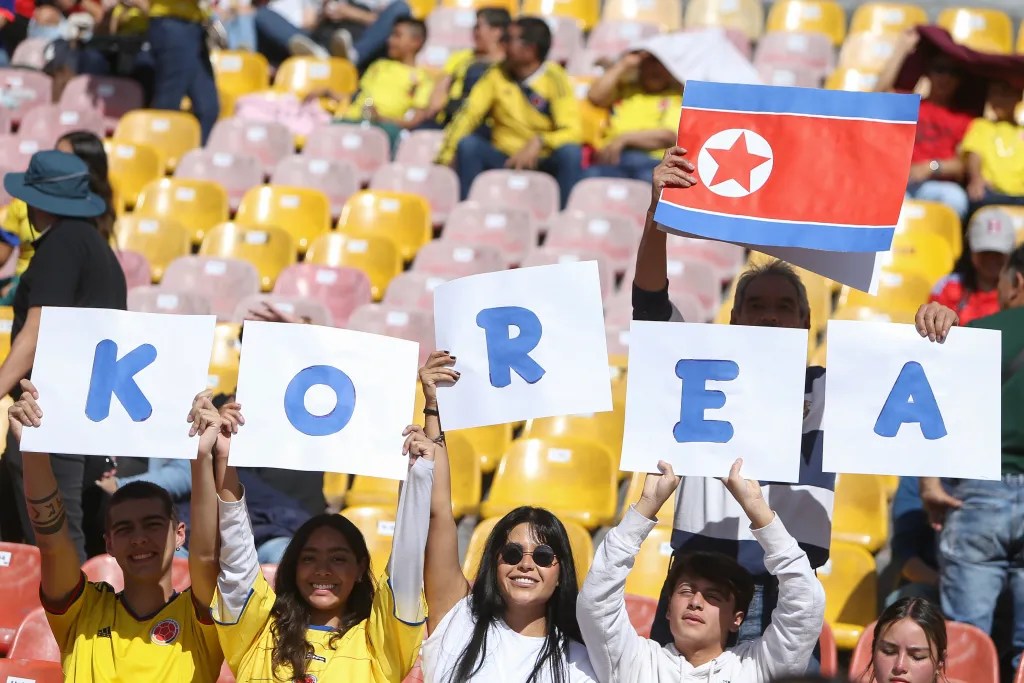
[28,489,67,536]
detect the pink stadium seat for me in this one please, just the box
[0,109,11,136]
[587,20,660,61]
[218,661,236,683]
[548,16,586,64]
[625,594,658,638]
[10,37,50,69]
[425,7,477,49]
[18,103,106,146]
[468,169,560,227]
[605,287,704,351]
[0,542,42,655]
[0,68,52,124]
[59,74,145,132]
[272,263,372,326]
[0,134,48,171]
[232,293,333,326]
[174,148,264,211]
[665,235,745,282]
[545,210,637,273]
[9,607,59,662]
[566,177,649,227]
[395,130,446,166]
[0,659,63,682]
[756,63,824,87]
[418,43,457,70]
[521,245,615,298]
[304,123,389,185]
[442,202,537,266]
[346,303,434,364]
[403,659,425,683]
[382,271,449,310]
[647,255,720,313]
[271,155,359,217]
[161,255,260,321]
[128,286,213,315]
[819,622,838,678]
[117,249,153,289]
[753,31,835,76]
[370,162,460,224]
[566,48,604,77]
[412,239,506,277]
[207,118,295,176]
[261,563,278,587]
[851,619,997,683]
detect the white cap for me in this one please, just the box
[968,208,1016,254]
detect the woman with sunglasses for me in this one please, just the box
[410,350,597,683]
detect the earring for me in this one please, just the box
[175,546,182,551]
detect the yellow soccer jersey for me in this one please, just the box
[602,86,681,158]
[213,569,424,682]
[44,573,222,682]
[3,199,36,275]
[344,59,434,123]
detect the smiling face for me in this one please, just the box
[666,573,743,658]
[496,523,560,610]
[105,498,184,582]
[872,617,941,683]
[294,526,368,619]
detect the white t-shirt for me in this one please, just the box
[422,596,597,683]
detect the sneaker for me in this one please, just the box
[329,28,355,61]
[288,34,329,59]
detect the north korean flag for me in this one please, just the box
[655,81,920,253]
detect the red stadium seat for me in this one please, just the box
[207,118,295,176]
[412,240,506,277]
[424,8,477,49]
[586,20,660,61]
[272,263,372,327]
[162,255,261,322]
[10,37,50,68]
[382,271,449,310]
[753,31,835,77]
[625,594,658,638]
[545,210,637,273]
[304,123,390,185]
[0,542,42,655]
[346,303,434,364]
[521,246,615,298]
[261,563,278,588]
[9,607,60,662]
[850,619,997,683]
[82,553,126,590]
[0,68,53,124]
[18,103,106,147]
[271,155,359,217]
[370,162,460,224]
[59,74,145,133]
[395,130,446,166]
[128,286,213,315]
[0,658,64,682]
[117,249,153,290]
[174,149,264,211]
[819,622,838,677]
[232,293,333,325]
[442,202,538,266]
[468,169,561,228]
[566,177,650,227]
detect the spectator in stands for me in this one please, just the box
[863,597,947,683]
[577,457,825,681]
[877,30,972,220]
[252,0,320,64]
[437,17,582,209]
[191,393,429,681]
[0,150,126,563]
[929,207,1016,325]
[412,352,597,682]
[637,148,959,650]
[963,80,1024,213]
[339,17,431,153]
[7,381,224,681]
[583,49,680,182]
[888,477,938,606]
[421,8,509,128]
[0,0,33,64]
[921,243,1024,672]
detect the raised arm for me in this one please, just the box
[187,391,230,609]
[8,379,82,605]
[587,52,639,108]
[874,28,919,94]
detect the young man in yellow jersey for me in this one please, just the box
[7,380,226,682]
[436,17,583,208]
[963,79,1024,216]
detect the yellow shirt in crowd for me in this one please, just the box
[3,199,36,275]
[444,49,477,103]
[437,61,581,165]
[45,574,222,682]
[147,0,205,23]
[961,118,1024,196]
[602,85,681,158]
[345,59,434,122]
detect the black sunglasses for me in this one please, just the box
[499,542,557,568]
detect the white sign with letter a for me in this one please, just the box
[620,320,808,482]
[822,320,1001,479]
[433,261,612,431]
[21,307,217,460]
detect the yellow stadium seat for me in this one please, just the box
[881,475,898,499]
[684,0,764,40]
[408,0,435,18]
[346,475,400,508]
[825,66,879,91]
[766,0,847,46]
[305,232,403,301]
[451,424,514,474]
[809,339,827,366]
[441,0,516,14]
[838,31,903,72]
[236,185,331,254]
[625,525,674,599]
[522,0,599,30]
[603,0,682,30]
[621,471,675,525]
[937,7,1013,55]
[199,222,297,291]
[323,472,350,508]
[341,505,398,577]
[818,541,878,649]
[832,473,889,553]
[801,271,834,335]
[113,109,200,171]
[115,215,191,283]
[830,305,916,324]
[105,141,164,209]
[481,438,617,529]
[849,2,927,34]
[337,190,433,262]
[134,178,230,244]
[580,100,609,149]
[0,306,13,362]
[896,200,963,260]
[211,50,270,97]
[462,515,594,586]
[447,431,483,518]
[274,57,358,98]
[881,231,956,284]
[209,323,241,394]
[838,270,932,314]
[1019,23,1024,54]
[527,410,624,461]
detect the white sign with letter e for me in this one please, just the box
[433,261,612,431]
[822,320,1001,479]
[21,307,216,460]
[620,320,808,482]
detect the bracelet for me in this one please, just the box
[423,407,439,417]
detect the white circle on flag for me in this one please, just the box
[696,128,774,198]
[304,383,338,417]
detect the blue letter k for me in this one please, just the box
[85,340,157,422]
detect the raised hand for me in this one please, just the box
[915,302,958,343]
[219,400,245,436]
[719,458,773,529]
[7,379,42,443]
[635,459,680,521]
[419,350,460,409]
[650,146,697,209]
[402,424,437,467]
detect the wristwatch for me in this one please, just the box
[929,159,941,176]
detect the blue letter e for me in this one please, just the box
[476,306,545,388]
[673,359,739,443]
[85,340,157,422]
[284,365,357,436]
[874,361,947,440]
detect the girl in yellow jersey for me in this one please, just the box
[191,401,432,683]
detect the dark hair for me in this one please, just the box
[394,16,427,43]
[868,597,947,676]
[733,259,810,319]
[514,17,552,62]
[57,130,115,242]
[105,481,177,530]
[478,8,511,32]
[665,551,755,616]
[269,514,375,681]
[1006,245,1024,282]
[450,506,581,683]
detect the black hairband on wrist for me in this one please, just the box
[423,407,440,417]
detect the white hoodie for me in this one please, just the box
[577,507,825,683]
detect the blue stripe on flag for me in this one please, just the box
[683,80,921,123]
[654,200,895,252]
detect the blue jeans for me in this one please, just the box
[939,476,1024,670]
[255,7,305,64]
[148,17,219,143]
[906,180,969,221]
[351,1,409,71]
[455,134,582,209]
[583,149,660,183]
[257,535,292,564]
[221,11,257,51]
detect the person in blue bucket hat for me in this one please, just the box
[0,150,127,564]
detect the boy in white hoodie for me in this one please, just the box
[577,458,825,682]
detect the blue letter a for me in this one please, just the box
[85,340,157,422]
[874,361,947,440]
[476,306,545,388]
[673,359,739,443]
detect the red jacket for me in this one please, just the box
[929,273,1000,326]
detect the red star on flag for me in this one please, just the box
[706,132,772,192]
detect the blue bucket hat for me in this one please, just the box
[4,150,106,218]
